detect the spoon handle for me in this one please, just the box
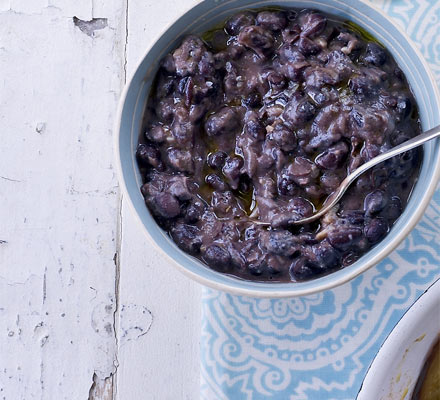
[343,123,440,185]
[296,124,440,225]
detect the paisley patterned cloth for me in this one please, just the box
[200,1,440,398]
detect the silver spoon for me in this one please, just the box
[253,124,440,226]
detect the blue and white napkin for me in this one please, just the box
[201,1,440,398]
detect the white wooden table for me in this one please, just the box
[0,1,202,398]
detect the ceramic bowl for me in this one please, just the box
[357,279,440,399]
[115,0,440,297]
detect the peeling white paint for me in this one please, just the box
[0,0,126,398]
[73,16,108,37]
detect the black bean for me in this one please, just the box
[166,148,194,173]
[342,252,360,266]
[396,97,412,119]
[207,151,228,169]
[171,224,202,254]
[225,12,256,35]
[298,101,316,118]
[384,196,402,220]
[285,157,319,186]
[361,143,381,161]
[297,36,321,55]
[289,258,315,280]
[140,183,150,198]
[327,227,362,251]
[160,54,176,74]
[248,263,265,276]
[156,99,175,122]
[146,125,167,143]
[222,157,243,190]
[313,240,340,270]
[388,150,416,179]
[305,184,323,199]
[150,192,181,219]
[189,103,207,123]
[364,42,387,66]
[315,142,348,170]
[178,76,190,95]
[394,67,404,81]
[282,25,301,44]
[244,115,265,140]
[342,211,365,226]
[355,175,373,192]
[168,177,192,201]
[349,75,372,96]
[283,95,316,128]
[266,256,283,275]
[136,144,161,168]
[156,75,175,98]
[206,173,228,191]
[364,190,387,216]
[279,43,305,63]
[287,197,314,217]
[278,175,296,196]
[243,92,262,108]
[267,71,286,90]
[320,172,341,191]
[300,13,327,38]
[203,244,231,270]
[245,225,258,240]
[238,25,275,59]
[260,230,298,257]
[211,190,237,216]
[256,11,287,31]
[184,200,205,223]
[307,89,328,106]
[349,67,386,96]
[268,125,296,152]
[364,218,389,243]
[204,107,240,137]
[172,36,213,76]
[171,107,195,145]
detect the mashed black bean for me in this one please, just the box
[137,8,421,282]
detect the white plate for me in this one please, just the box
[357,279,440,399]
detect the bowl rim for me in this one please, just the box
[114,0,440,298]
[356,278,440,399]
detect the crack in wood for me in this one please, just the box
[123,0,129,81]
[112,193,123,398]
[0,175,21,182]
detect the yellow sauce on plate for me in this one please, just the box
[411,337,440,400]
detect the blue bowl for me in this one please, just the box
[115,0,440,297]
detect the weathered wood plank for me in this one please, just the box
[115,1,201,399]
[0,2,125,398]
